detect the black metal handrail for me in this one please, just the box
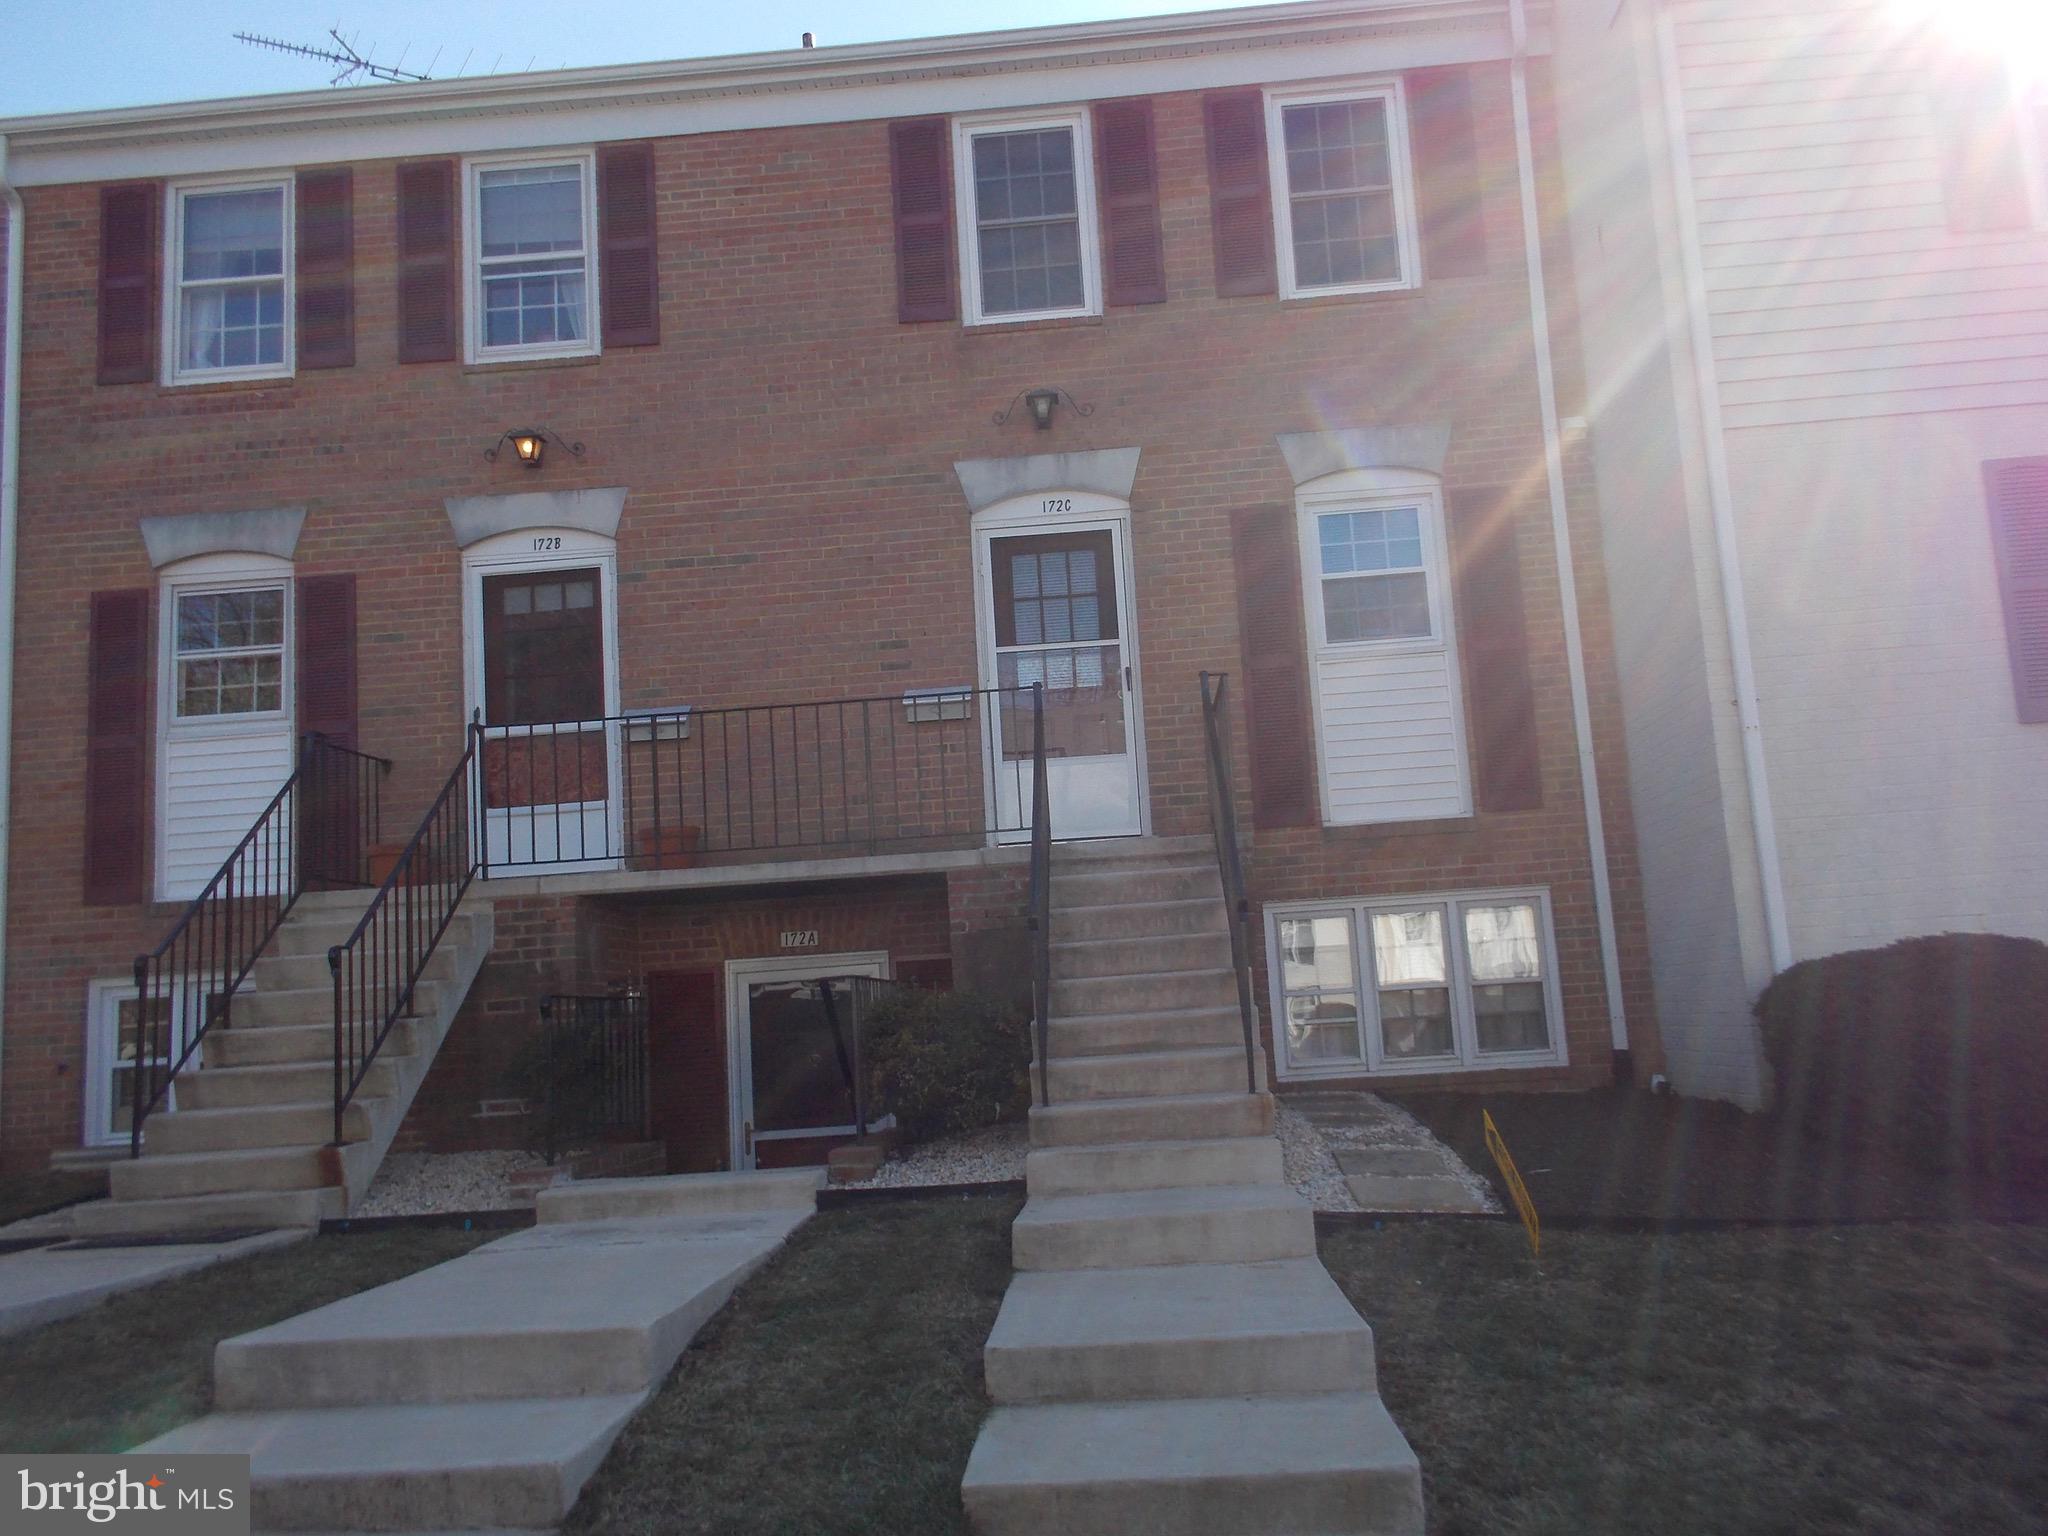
[477,684,1051,874]
[1026,683,1053,1106]
[536,990,650,1164]
[1200,672,1261,1094]
[128,733,391,1156]
[329,720,482,1144]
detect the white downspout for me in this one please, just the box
[1649,4,1794,973]
[1505,0,1631,1050]
[0,137,21,1109]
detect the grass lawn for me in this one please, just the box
[0,1227,493,1453]
[1322,1219,2048,1536]
[565,1191,1019,1536]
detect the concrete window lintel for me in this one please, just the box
[139,506,307,569]
[444,487,629,549]
[1277,425,1450,486]
[952,448,1142,513]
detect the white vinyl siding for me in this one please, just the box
[158,728,294,901]
[1670,0,2048,428]
[1297,473,1470,826]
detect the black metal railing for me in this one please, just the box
[476,685,1051,874]
[1200,672,1261,1094]
[128,733,391,1156]
[329,721,482,1144]
[1026,684,1053,1105]
[535,990,650,1163]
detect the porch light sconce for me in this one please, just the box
[992,387,1093,431]
[484,427,586,470]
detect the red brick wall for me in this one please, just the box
[1,63,1657,1166]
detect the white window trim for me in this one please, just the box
[1264,886,1569,1083]
[82,977,193,1147]
[725,952,892,1171]
[1265,78,1422,301]
[952,107,1103,327]
[161,173,297,387]
[157,553,295,739]
[1294,467,1472,825]
[2017,66,2048,230]
[459,526,620,729]
[462,149,602,366]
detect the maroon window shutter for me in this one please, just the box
[1408,67,1489,280]
[396,159,458,363]
[1231,507,1317,828]
[1093,98,1167,306]
[296,169,356,370]
[647,968,728,1173]
[1449,487,1542,811]
[1985,457,2048,723]
[889,118,957,324]
[1933,60,2033,233]
[97,183,158,385]
[85,589,151,904]
[598,141,661,348]
[295,574,358,749]
[1204,91,1276,299]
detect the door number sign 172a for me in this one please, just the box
[778,930,820,949]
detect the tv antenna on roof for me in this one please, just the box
[234,28,434,86]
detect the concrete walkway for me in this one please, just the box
[961,840,1424,1535]
[141,1168,821,1532]
[0,1229,305,1336]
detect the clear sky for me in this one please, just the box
[1,0,1256,118]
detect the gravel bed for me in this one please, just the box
[1275,1101,1363,1213]
[1302,1093,1501,1212]
[863,1124,1027,1189]
[354,1151,552,1216]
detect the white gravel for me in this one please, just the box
[1301,1093,1502,1213]
[1275,1101,1363,1213]
[863,1123,1027,1188]
[354,1151,553,1216]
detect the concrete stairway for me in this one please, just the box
[73,889,494,1238]
[962,837,1424,1536]
[140,1169,821,1531]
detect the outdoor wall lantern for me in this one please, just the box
[484,427,586,469]
[992,387,1094,431]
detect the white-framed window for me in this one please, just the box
[82,979,190,1147]
[464,151,600,363]
[2022,69,2048,228]
[170,583,289,721]
[1266,80,1421,300]
[163,176,294,385]
[952,109,1102,325]
[1266,889,1568,1080]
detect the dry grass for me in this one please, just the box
[565,1192,1019,1536]
[1322,1220,2048,1536]
[0,1226,493,1453]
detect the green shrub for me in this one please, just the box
[1755,933,2048,1176]
[862,988,1032,1145]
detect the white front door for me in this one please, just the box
[465,533,622,874]
[726,953,889,1170]
[976,502,1146,841]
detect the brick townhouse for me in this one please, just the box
[0,0,1661,1217]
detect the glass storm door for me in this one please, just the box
[731,957,887,1170]
[982,523,1143,840]
[479,566,619,871]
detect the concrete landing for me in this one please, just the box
[0,1229,305,1336]
[138,1170,821,1531]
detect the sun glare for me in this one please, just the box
[1891,0,2048,82]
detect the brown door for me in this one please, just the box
[645,968,728,1173]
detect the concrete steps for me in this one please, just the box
[963,1391,1424,1536]
[79,898,494,1237]
[1025,1135,1281,1197]
[141,1171,820,1531]
[983,1260,1375,1404]
[962,835,1424,1535]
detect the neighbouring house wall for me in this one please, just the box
[1668,0,2048,430]
[1550,0,1776,1105]
[1726,408,2048,957]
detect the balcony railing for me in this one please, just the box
[535,991,651,1164]
[476,686,1050,876]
